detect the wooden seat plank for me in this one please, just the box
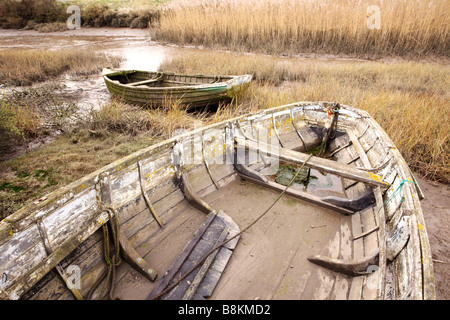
[236,138,389,189]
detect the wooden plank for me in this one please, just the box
[332,274,350,300]
[237,138,388,189]
[128,78,161,86]
[237,173,354,215]
[351,213,364,260]
[43,186,99,249]
[347,129,387,300]
[183,227,229,300]
[348,276,364,300]
[5,210,109,299]
[147,211,218,300]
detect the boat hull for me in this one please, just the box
[0,101,435,300]
[103,69,252,107]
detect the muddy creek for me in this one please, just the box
[0,28,173,108]
[0,28,371,109]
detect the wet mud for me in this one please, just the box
[0,28,171,108]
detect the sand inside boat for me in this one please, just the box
[103,173,355,300]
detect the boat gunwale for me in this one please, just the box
[102,68,252,92]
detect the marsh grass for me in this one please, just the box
[0,98,208,219]
[1,83,85,153]
[0,48,120,153]
[0,49,121,86]
[155,0,450,58]
[160,51,450,183]
[86,98,204,139]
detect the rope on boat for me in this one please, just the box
[318,103,340,157]
[149,153,314,300]
[87,207,122,300]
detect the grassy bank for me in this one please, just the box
[0,48,120,152]
[0,48,120,86]
[0,99,206,219]
[0,0,165,30]
[155,0,450,59]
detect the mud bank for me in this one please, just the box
[415,176,450,300]
[0,28,171,107]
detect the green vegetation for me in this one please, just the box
[0,0,166,30]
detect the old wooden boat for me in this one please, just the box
[102,68,252,107]
[0,101,435,300]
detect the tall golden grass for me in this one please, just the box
[0,49,120,86]
[155,0,450,58]
[159,51,450,183]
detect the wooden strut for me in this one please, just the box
[236,120,269,166]
[290,109,308,151]
[202,140,220,190]
[272,113,284,148]
[128,75,163,87]
[178,171,215,215]
[307,248,380,277]
[235,165,354,216]
[137,161,164,228]
[329,140,353,157]
[352,225,380,241]
[98,176,158,293]
[236,137,389,189]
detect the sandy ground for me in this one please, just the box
[414,174,450,300]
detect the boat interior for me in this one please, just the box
[2,102,432,301]
[106,70,233,88]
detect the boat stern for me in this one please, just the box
[226,74,252,98]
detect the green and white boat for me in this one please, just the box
[103,69,252,107]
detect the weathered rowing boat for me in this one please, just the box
[102,68,252,107]
[0,101,435,300]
